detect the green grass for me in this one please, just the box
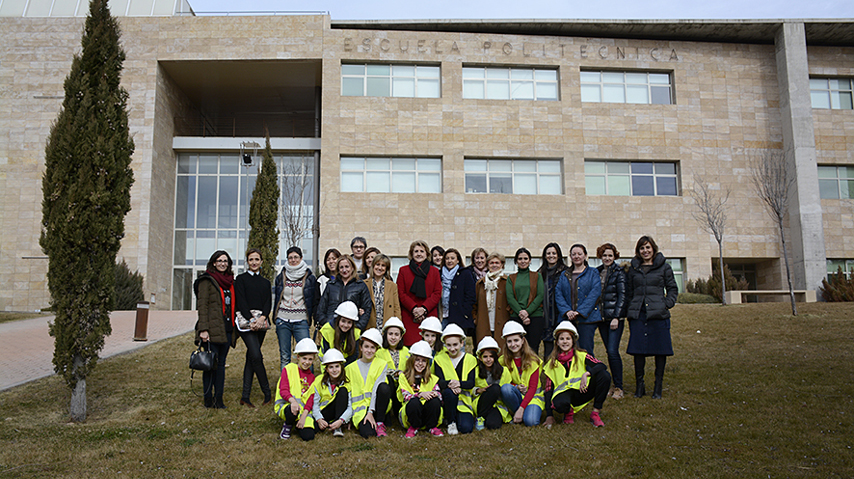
[1,303,853,478]
[0,312,49,324]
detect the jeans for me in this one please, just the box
[202,332,231,406]
[500,383,542,426]
[440,388,474,433]
[597,320,624,389]
[577,322,598,357]
[276,319,310,370]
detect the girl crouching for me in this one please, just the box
[399,340,444,437]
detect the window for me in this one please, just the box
[585,160,679,196]
[462,67,558,101]
[341,63,440,98]
[464,159,562,195]
[818,165,854,199]
[580,71,672,105]
[668,258,685,293]
[340,157,442,193]
[810,78,854,110]
[827,259,854,280]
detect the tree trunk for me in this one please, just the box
[70,354,87,422]
[778,219,798,316]
[718,241,727,305]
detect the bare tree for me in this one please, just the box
[690,173,731,305]
[749,148,797,315]
[280,156,314,251]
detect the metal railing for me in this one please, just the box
[173,115,318,138]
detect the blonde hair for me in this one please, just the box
[370,254,393,280]
[408,240,430,260]
[403,354,432,387]
[500,333,540,373]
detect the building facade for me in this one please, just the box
[1,0,852,310]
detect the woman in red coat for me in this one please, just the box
[397,240,442,346]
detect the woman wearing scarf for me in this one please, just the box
[469,247,489,283]
[473,252,510,344]
[273,246,318,371]
[397,240,443,347]
[538,242,568,360]
[194,250,237,409]
[440,248,477,337]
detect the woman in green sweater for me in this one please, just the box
[506,247,546,356]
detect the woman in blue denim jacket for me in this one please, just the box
[555,244,602,355]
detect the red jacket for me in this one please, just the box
[396,263,442,346]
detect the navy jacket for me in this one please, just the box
[555,265,602,324]
[316,276,372,330]
[444,266,477,329]
[597,262,627,320]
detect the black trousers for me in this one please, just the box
[552,369,611,412]
[476,384,504,430]
[240,330,271,402]
[357,382,392,438]
[296,386,350,441]
[282,403,315,441]
[405,396,442,430]
[510,317,546,356]
[201,332,231,405]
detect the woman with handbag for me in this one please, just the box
[194,250,237,409]
[273,246,318,371]
[234,248,273,408]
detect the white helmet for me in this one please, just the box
[294,337,319,355]
[409,340,433,359]
[553,321,578,338]
[334,301,359,321]
[502,321,526,338]
[476,336,501,355]
[419,316,443,334]
[382,317,406,335]
[321,348,346,365]
[360,328,383,347]
[442,324,466,341]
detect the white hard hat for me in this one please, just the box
[409,340,433,359]
[442,324,466,341]
[334,301,359,321]
[502,321,526,338]
[476,336,501,354]
[419,316,443,334]
[553,321,578,338]
[382,317,406,335]
[321,348,346,365]
[360,328,383,347]
[294,337,319,355]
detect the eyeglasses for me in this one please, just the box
[215,260,229,264]
[352,245,366,250]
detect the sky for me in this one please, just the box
[186,0,854,21]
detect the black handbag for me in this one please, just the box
[189,342,217,372]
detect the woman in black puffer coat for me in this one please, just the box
[625,236,678,399]
[595,243,627,400]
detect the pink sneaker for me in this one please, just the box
[563,410,574,424]
[405,427,417,438]
[429,427,444,437]
[590,411,604,427]
[376,422,387,437]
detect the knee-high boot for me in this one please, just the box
[652,355,666,399]
[633,355,645,398]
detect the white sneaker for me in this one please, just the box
[333,428,344,437]
[447,422,459,435]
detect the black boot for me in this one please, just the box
[633,355,645,398]
[652,376,663,399]
[652,355,666,399]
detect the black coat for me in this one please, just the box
[626,252,678,321]
[597,262,627,320]
[316,276,373,330]
[444,266,477,329]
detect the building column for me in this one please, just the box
[774,22,827,293]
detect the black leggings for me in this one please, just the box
[299,386,350,441]
[405,397,442,430]
[240,330,271,402]
[476,384,504,430]
[282,404,315,441]
[357,382,392,438]
[511,317,546,356]
[551,369,612,412]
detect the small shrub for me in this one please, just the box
[115,260,144,310]
[677,292,718,304]
[686,264,749,302]
[820,267,854,302]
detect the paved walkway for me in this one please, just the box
[0,310,197,391]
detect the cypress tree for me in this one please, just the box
[40,0,135,422]
[247,134,280,281]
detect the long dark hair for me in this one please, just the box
[322,248,341,276]
[382,325,405,351]
[477,348,504,380]
[538,242,567,276]
[333,315,357,357]
[321,362,348,387]
[206,250,233,275]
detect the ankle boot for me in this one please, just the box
[634,377,645,398]
[652,374,663,399]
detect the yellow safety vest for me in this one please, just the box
[397,373,443,429]
[500,355,545,410]
[307,376,349,418]
[319,323,361,361]
[473,366,513,423]
[273,363,315,429]
[345,358,387,425]
[433,351,478,416]
[376,346,410,377]
[540,350,593,413]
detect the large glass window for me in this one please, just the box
[464,159,562,195]
[173,152,316,309]
[585,160,679,196]
[810,78,854,110]
[462,67,559,101]
[818,165,854,199]
[342,63,441,98]
[827,259,854,280]
[580,71,672,105]
[340,157,442,193]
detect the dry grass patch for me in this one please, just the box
[1,303,853,478]
[0,312,49,324]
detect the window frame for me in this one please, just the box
[580,70,673,105]
[809,77,854,110]
[462,66,560,101]
[584,160,680,197]
[341,62,441,98]
[340,156,443,194]
[464,158,563,195]
[818,165,854,199]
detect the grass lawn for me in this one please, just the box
[0,312,49,325]
[1,302,853,478]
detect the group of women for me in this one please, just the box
[194,235,679,436]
